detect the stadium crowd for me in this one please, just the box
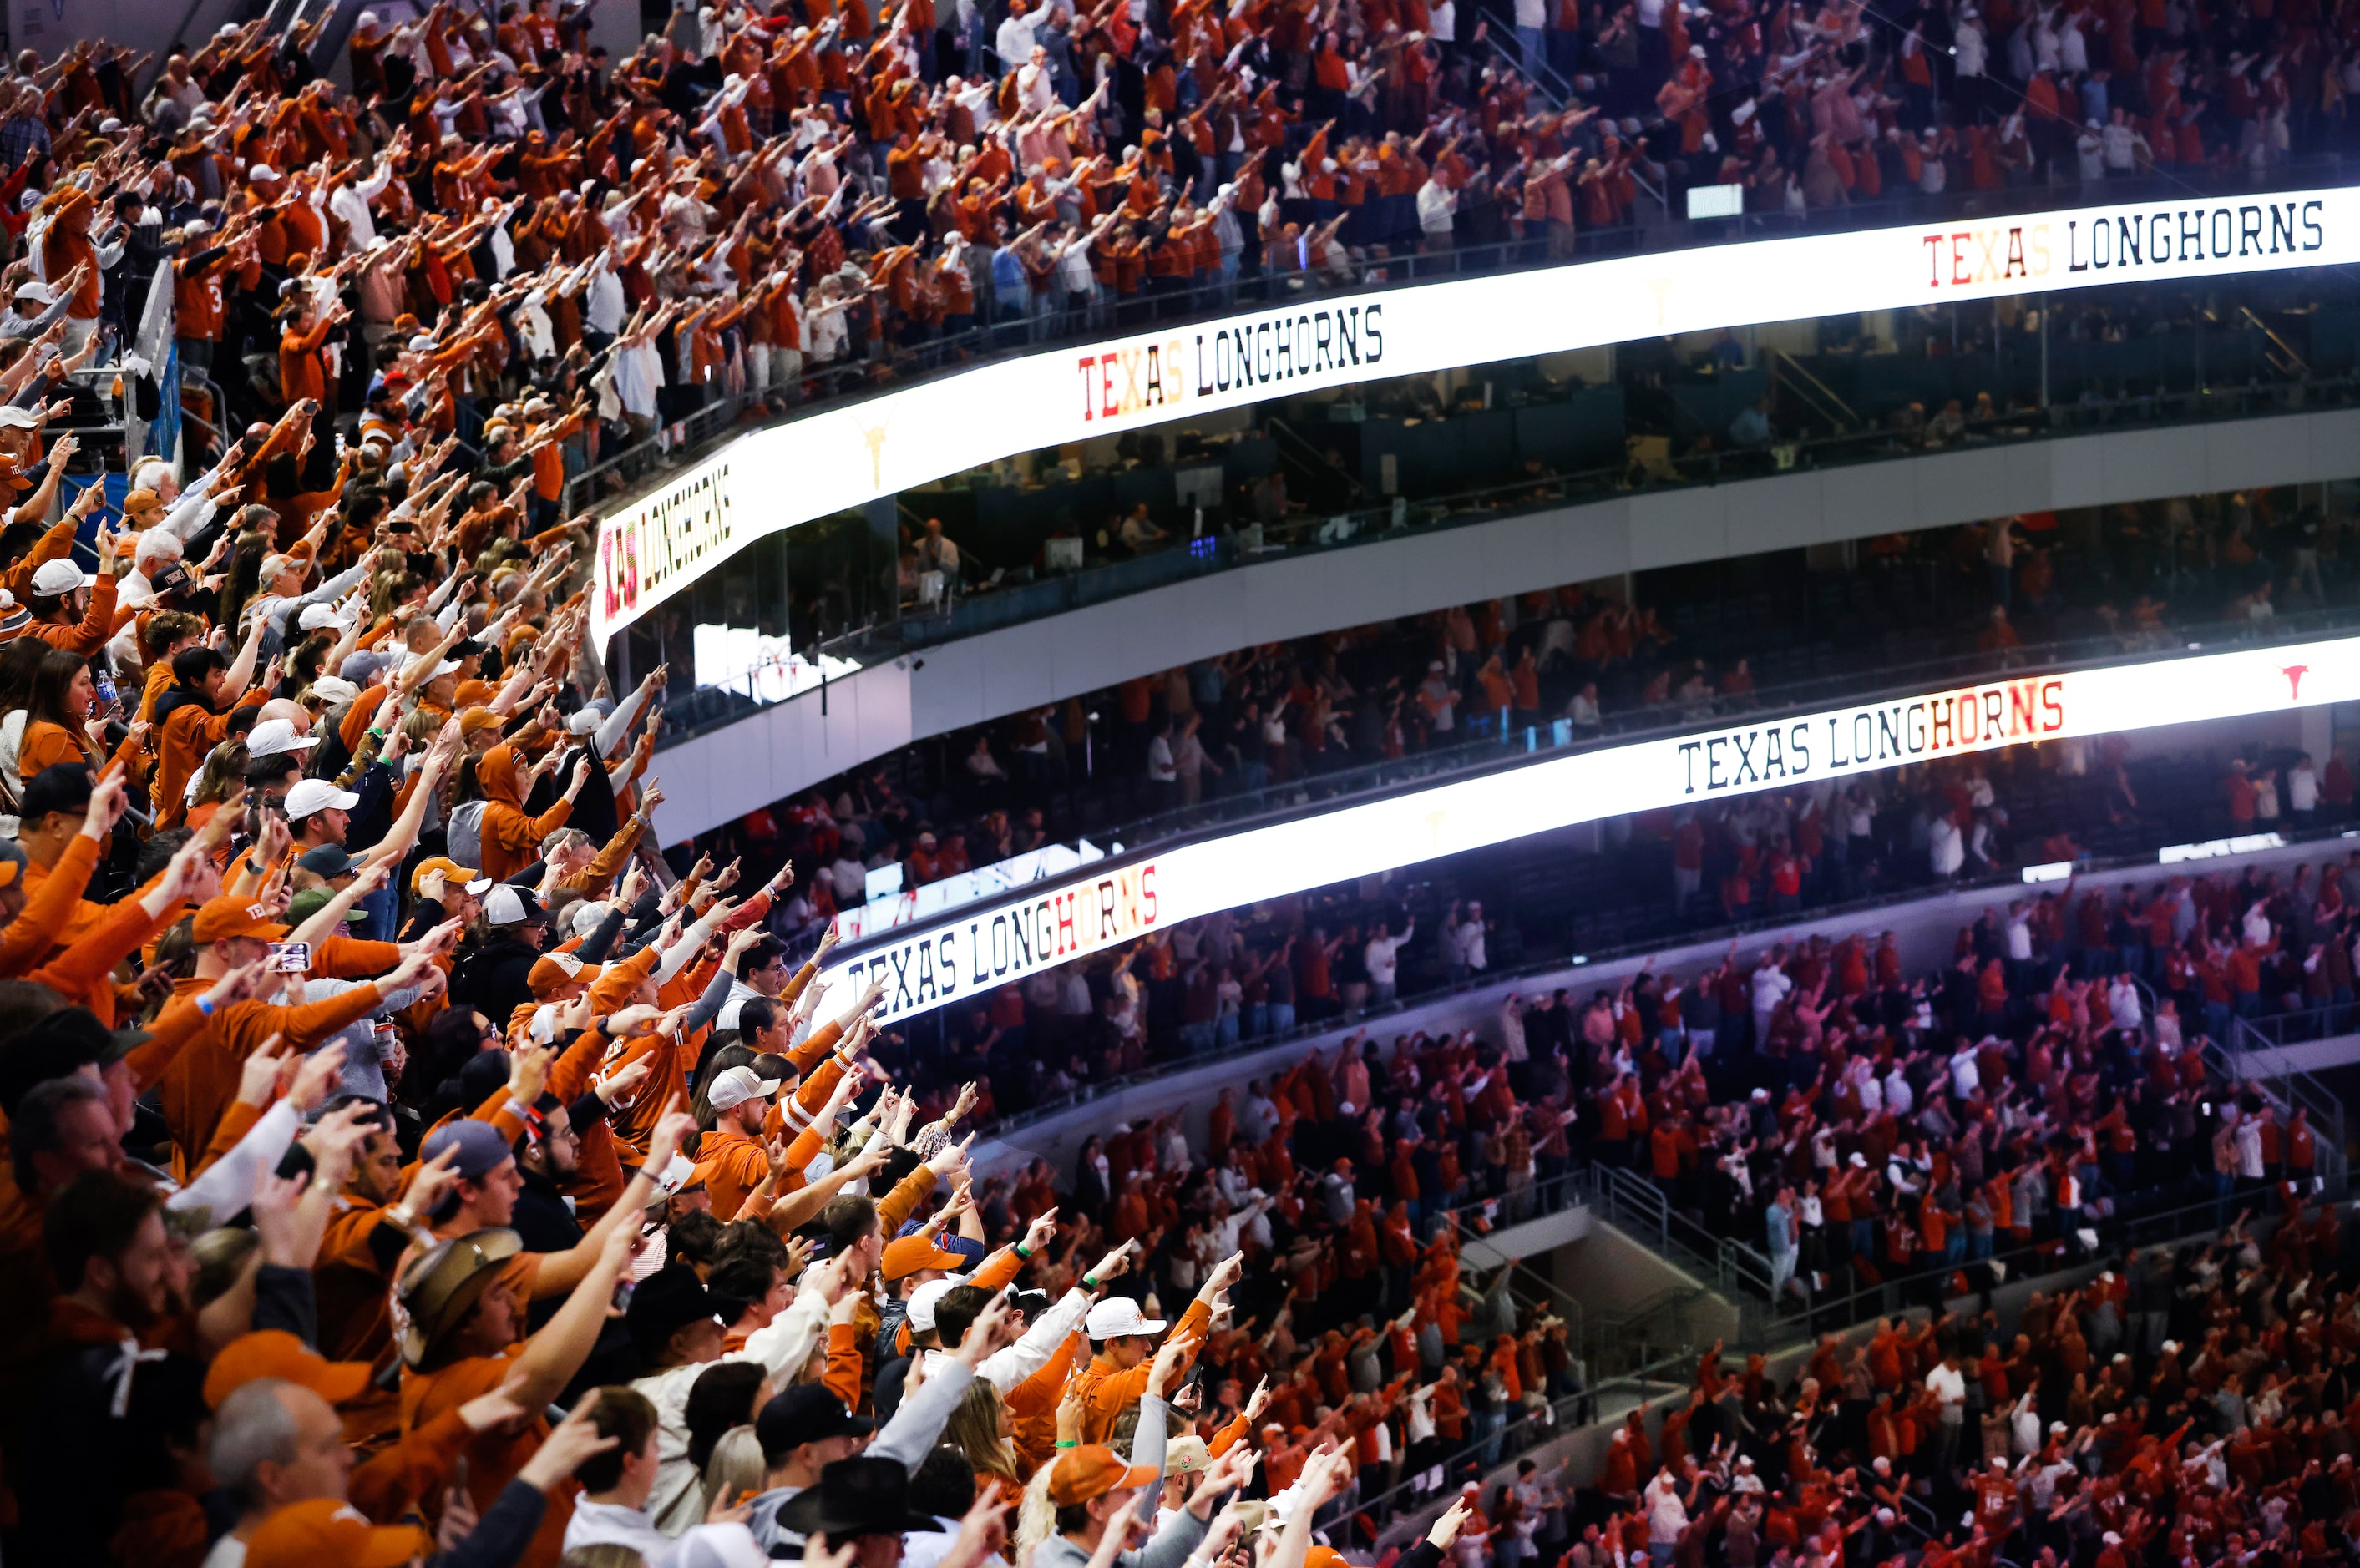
[1452,1204,2360,1568]
[0,0,2347,499]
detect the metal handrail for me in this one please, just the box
[1738,1189,2304,1336]
[1770,347,1861,430]
[2222,1011,2352,1181]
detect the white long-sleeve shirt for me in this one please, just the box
[329,160,396,253]
[919,1284,1090,1393]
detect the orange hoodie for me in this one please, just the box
[474,743,573,882]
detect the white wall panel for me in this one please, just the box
[1912,444,2016,529]
[1626,486,1729,570]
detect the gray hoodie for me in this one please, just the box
[1031,1394,1208,1568]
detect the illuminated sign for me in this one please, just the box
[805,630,2360,1028]
[2160,832,2287,864]
[596,457,737,635]
[833,839,1109,943]
[830,859,1163,1017]
[590,183,2360,645]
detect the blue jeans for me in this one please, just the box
[1269,1002,1296,1035]
[1243,1003,1268,1038]
[1217,1013,1239,1049]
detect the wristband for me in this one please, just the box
[195,994,215,1017]
[1015,1242,1033,1259]
[1083,1272,1100,1288]
[1056,1439,1078,1449]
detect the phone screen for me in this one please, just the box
[266,941,311,974]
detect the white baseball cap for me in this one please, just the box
[29,559,95,595]
[906,1277,959,1333]
[298,602,349,632]
[647,1151,699,1201]
[484,884,540,926]
[283,778,358,819]
[245,718,316,758]
[1084,1297,1167,1339]
[706,1065,772,1112]
[309,676,360,706]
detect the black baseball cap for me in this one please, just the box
[19,763,94,824]
[297,843,358,878]
[0,1006,148,1116]
[625,1265,718,1356]
[756,1383,874,1461]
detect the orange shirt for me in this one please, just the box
[401,1344,573,1568]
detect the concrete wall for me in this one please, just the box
[1461,1205,1596,1269]
[652,405,2360,846]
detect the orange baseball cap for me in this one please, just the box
[1305,1550,1349,1568]
[411,856,491,897]
[1046,1445,1160,1507]
[457,706,505,737]
[191,894,288,944]
[245,1501,430,1568]
[203,1329,373,1409]
[880,1232,967,1282]
[527,951,602,996]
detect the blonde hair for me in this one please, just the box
[191,741,251,807]
[944,1378,1020,1486]
[700,1426,766,1518]
[1012,1454,1060,1568]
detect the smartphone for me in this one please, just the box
[266,941,311,974]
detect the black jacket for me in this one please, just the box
[450,932,545,1033]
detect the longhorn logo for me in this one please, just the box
[2282,664,2312,701]
[853,415,890,488]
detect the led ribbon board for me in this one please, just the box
[802,633,2356,1027]
[592,184,2360,644]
